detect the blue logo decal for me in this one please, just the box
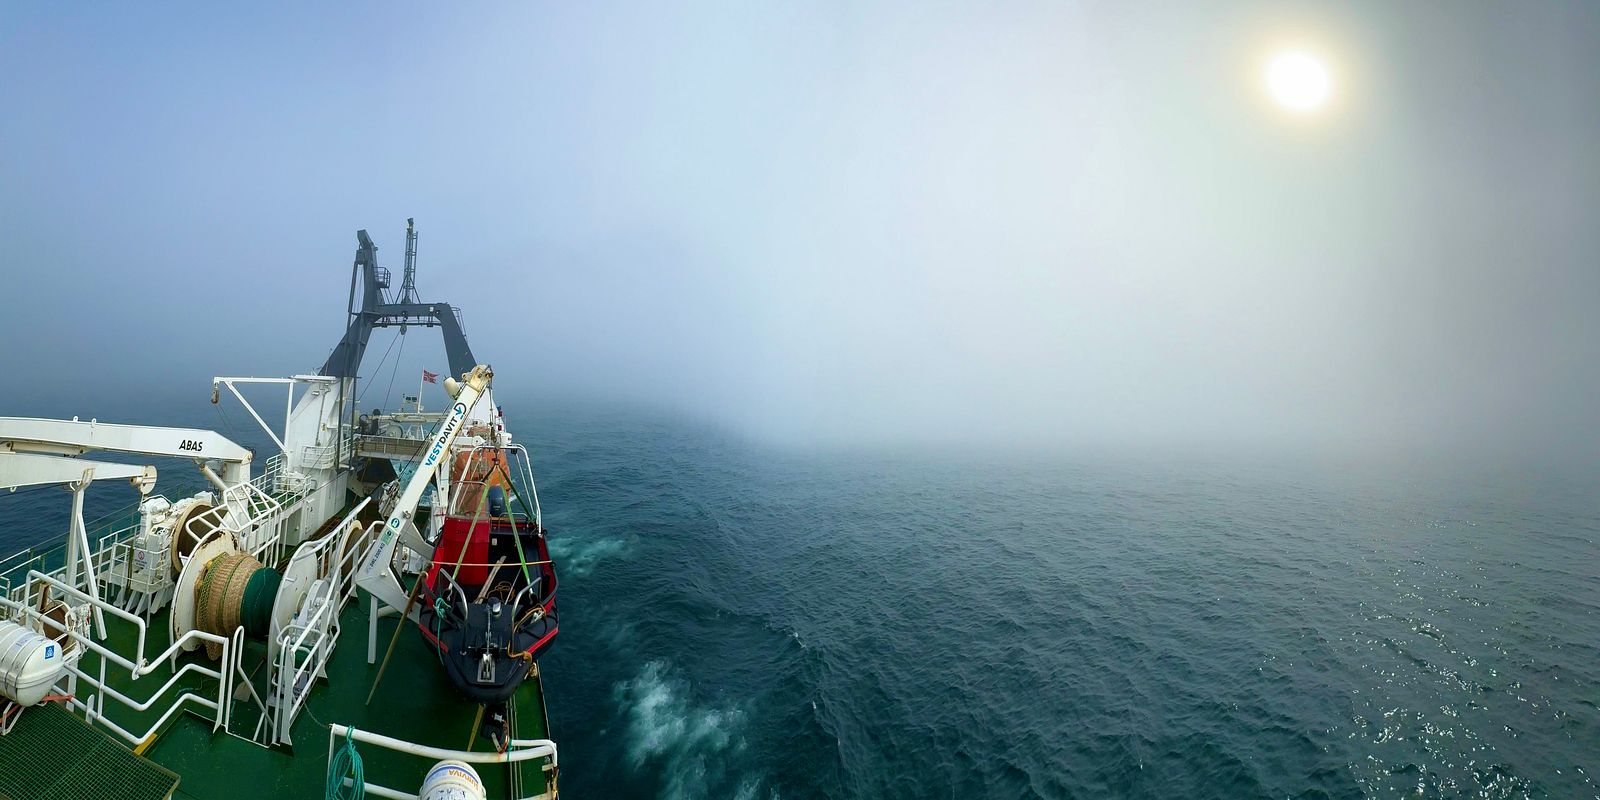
[44,644,55,659]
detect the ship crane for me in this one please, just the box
[0,450,155,639]
[0,416,253,487]
[0,417,254,633]
[355,365,494,615]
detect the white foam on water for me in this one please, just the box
[547,535,629,578]
[614,659,763,798]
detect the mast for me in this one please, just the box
[320,223,476,381]
[399,218,421,305]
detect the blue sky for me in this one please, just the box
[3,2,1597,459]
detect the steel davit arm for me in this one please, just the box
[0,451,156,492]
[354,365,493,613]
[0,417,253,484]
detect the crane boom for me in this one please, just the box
[0,417,252,462]
[0,451,156,492]
[355,365,493,613]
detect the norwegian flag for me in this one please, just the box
[422,370,439,384]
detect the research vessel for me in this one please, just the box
[0,222,560,799]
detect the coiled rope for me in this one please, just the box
[325,727,365,800]
[193,551,281,658]
[241,566,280,636]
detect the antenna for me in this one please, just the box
[398,218,421,305]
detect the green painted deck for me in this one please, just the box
[0,702,179,800]
[63,589,553,800]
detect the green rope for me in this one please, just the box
[449,482,492,585]
[326,727,365,800]
[240,567,281,637]
[506,511,533,588]
[432,596,451,664]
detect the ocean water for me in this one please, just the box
[2,400,1597,798]
[526,409,1599,799]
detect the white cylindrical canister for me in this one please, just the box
[416,758,483,800]
[0,620,67,706]
[420,759,486,800]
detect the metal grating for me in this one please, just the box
[0,703,178,800]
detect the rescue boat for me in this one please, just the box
[417,440,559,712]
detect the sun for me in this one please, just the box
[1265,51,1330,112]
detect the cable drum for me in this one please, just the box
[194,552,281,659]
[241,566,282,638]
[167,501,216,578]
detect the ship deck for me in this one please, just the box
[0,703,178,800]
[71,587,554,800]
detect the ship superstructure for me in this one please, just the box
[0,224,560,799]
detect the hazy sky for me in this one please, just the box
[2,2,1597,459]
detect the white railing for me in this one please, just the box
[353,434,430,459]
[0,570,239,748]
[179,484,281,570]
[101,531,170,614]
[225,480,284,561]
[327,724,558,800]
[179,443,348,572]
[0,501,144,602]
[299,443,337,470]
[451,442,543,528]
[0,439,358,747]
[11,455,324,617]
[265,498,373,745]
[293,434,355,478]
[272,578,334,745]
[338,520,380,612]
